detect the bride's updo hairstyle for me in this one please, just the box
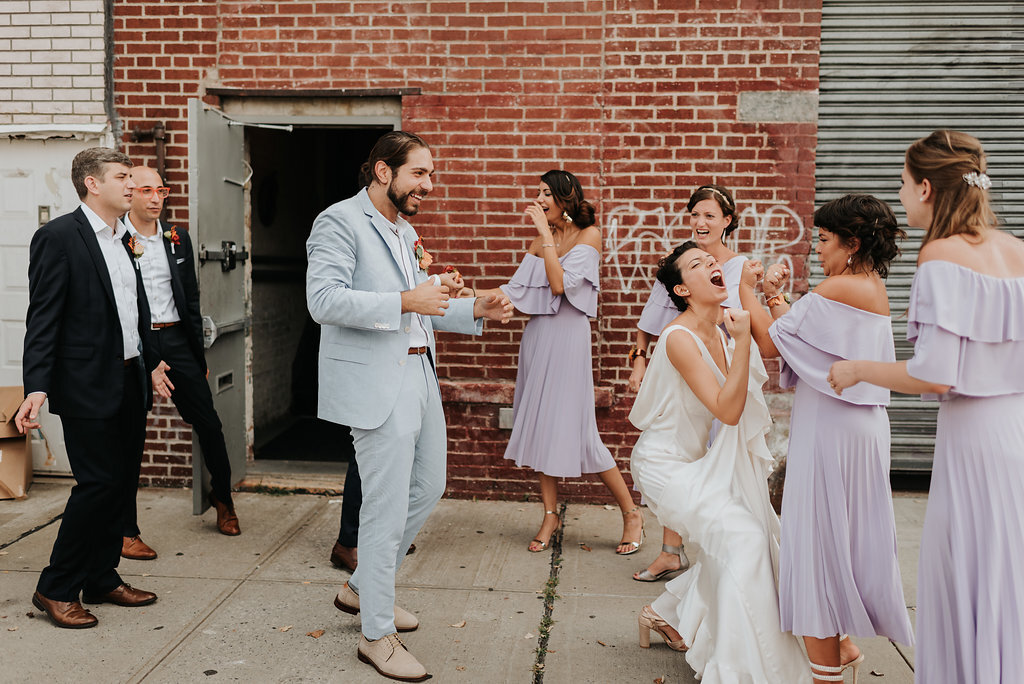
[656,240,700,312]
[906,129,997,245]
[541,169,596,228]
[814,194,905,279]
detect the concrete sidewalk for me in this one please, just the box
[0,480,921,683]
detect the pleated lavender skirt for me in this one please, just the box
[503,304,614,478]
[779,381,914,645]
[915,392,1024,684]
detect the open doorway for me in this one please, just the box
[247,125,389,466]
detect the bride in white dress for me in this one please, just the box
[630,241,810,683]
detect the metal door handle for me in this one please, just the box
[202,315,249,349]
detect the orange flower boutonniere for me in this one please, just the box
[413,238,433,271]
[163,226,181,254]
[128,235,144,259]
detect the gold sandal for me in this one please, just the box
[528,510,560,552]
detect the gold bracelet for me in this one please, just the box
[765,292,790,307]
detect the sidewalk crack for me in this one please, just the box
[531,502,565,683]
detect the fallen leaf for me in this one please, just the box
[603,504,615,510]
[25,612,34,619]
[579,543,592,552]
[203,670,217,676]
[306,629,325,639]
[597,640,607,646]
[455,665,466,671]
[302,581,311,585]
[654,677,665,684]
[524,633,534,639]
[279,625,293,632]
[449,620,466,628]
[870,671,885,677]
[7,627,16,632]
[142,573,152,577]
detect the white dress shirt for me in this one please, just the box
[367,203,435,350]
[80,202,141,361]
[125,216,181,325]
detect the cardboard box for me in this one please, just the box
[0,386,32,500]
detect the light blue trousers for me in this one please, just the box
[347,353,446,640]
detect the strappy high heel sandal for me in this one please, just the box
[840,634,864,683]
[637,605,687,651]
[810,635,863,684]
[616,505,644,555]
[528,510,560,552]
[633,543,691,582]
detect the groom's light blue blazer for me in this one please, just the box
[306,188,480,431]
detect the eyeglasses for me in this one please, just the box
[136,186,170,199]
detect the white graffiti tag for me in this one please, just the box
[603,203,809,292]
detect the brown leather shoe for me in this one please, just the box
[32,591,98,629]
[82,583,157,607]
[209,493,241,536]
[122,535,158,560]
[330,542,357,572]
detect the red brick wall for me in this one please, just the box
[114,0,820,500]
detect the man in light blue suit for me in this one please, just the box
[306,131,512,681]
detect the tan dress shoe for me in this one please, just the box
[209,493,241,536]
[330,542,357,572]
[122,535,158,560]
[334,582,419,632]
[357,633,430,682]
[83,583,157,607]
[32,591,98,629]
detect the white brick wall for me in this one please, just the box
[0,0,106,126]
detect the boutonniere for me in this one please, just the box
[163,226,181,254]
[128,235,144,259]
[413,238,433,271]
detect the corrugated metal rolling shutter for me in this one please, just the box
[816,1,1024,471]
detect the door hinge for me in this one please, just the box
[199,240,250,272]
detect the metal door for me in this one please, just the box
[1,138,97,475]
[187,99,250,513]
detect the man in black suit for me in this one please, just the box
[122,165,239,544]
[15,148,166,628]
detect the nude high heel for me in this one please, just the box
[637,605,687,651]
[616,505,644,555]
[840,634,864,684]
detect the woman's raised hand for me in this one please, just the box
[740,259,763,288]
[723,307,751,340]
[762,262,790,297]
[525,202,553,238]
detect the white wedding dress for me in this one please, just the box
[629,324,810,683]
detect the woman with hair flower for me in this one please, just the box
[829,130,1024,684]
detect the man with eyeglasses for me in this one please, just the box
[121,166,241,553]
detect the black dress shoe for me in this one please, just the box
[330,542,357,572]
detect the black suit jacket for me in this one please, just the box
[22,206,155,418]
[156,219,207,374]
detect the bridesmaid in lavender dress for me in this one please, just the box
[629,184,748,582]
[830,130,1024,684]
[486,170,644,554]
[739,194,913,683]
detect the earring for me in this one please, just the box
[562,211,572,223]
[847,255,853,267]
[919,196,925,202]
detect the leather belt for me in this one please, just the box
[407,346,428,355]
[123,359,136,367]
[152,321,179,330]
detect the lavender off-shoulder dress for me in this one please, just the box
[500,244,615,477]
[769,293,914,645]
[905,261,1024,684]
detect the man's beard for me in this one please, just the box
[387,185,420,217]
